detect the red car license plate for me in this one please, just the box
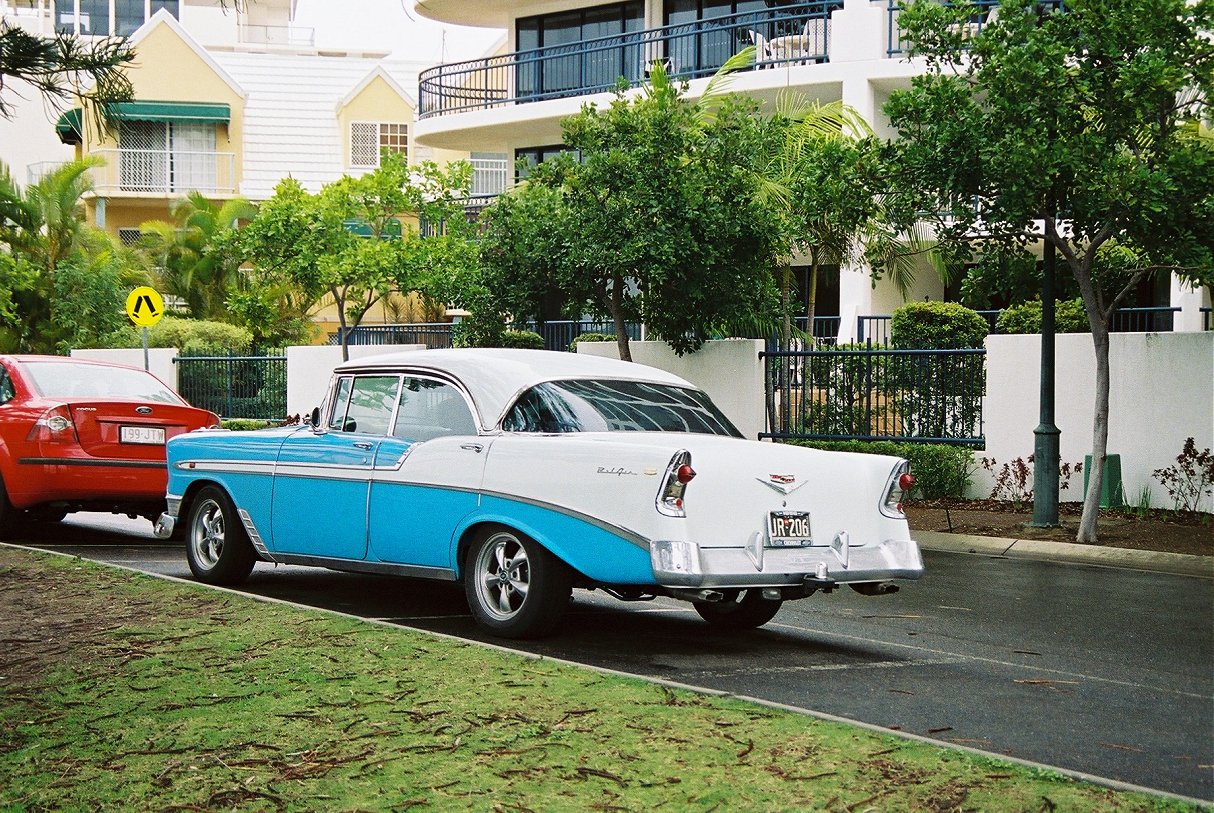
[120,425,166,445]
[768,511,812,547]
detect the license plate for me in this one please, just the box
[768,511,812,547]
[120,425,165,445]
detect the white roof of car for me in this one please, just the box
[335,348,694,428]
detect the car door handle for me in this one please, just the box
[461,443,484,453]
[353,441,373,450]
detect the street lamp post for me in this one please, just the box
[1030,229,1060,527]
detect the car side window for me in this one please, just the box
[392,377,477,441]
[0,369,13,405]
[330,375,400,435]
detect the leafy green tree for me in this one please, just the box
[139,192,256,321]
[477,52,780,361]
[233,152,474,360]
[886,0,1214,543]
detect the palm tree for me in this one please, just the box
[140,192,256,320]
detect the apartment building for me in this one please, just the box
[411,0,1210,336]
[2,0,489,334]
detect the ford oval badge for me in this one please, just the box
[136,406,153,414]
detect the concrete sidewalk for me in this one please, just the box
[916,530,1213,579]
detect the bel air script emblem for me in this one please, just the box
[757,473,806,496]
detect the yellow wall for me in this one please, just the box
[338,75,414,168]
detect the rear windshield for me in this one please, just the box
[502,379,741,437]
[24,361,185,404]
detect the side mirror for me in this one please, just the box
[309,407,322,431]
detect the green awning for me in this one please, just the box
[102,101,231,124]
[55,108,83,144]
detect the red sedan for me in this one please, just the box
[0,355,219,535]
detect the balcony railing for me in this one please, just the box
[89,148,237,195]
[419,0,839,119]
[238,24,315,47]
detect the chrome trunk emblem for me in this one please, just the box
[136,406,153,414]
[756,474,806,495]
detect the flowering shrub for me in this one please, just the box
[1153,438,1214,513]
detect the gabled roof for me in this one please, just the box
[129,10,247,102]
[339,66,418,113]
[209,51,417,199]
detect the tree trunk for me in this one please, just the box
[1077,324,1111,544]
[805,258,820,341]
[779,262,792,349]
[334,289,350,362]
[608,271,631,362]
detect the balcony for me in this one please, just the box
[88,148,237,195]
[238,23,315,48]
[418,0,839,120]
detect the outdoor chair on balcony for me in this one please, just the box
[748,30,776,67]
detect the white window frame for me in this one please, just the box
[349,121,409,169]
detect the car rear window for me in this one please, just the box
[23,361,185,403]
[502,379,742,437]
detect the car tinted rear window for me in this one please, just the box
[503,380,741,437]
[24,362,184,403]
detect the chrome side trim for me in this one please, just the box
[271,553,458,582]
[477,488,651,551]
[237,508,276,562]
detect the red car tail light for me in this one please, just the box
[881,461,914,518]
[657,450,694,517]
[27,405,79,444]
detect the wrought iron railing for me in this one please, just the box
[174,353,287,420]
[763,346,986,444]
[89,148,237,195]
[856,306,1181,345]
[419,0,839,119]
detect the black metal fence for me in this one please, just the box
[175,354,287,420]
[762,346,986,445]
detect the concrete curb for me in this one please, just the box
[915,530,1214,579]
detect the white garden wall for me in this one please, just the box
[71,347,179,389]
[576,339,767,441]
[979,332,1214,511]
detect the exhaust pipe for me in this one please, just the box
[850,582,899,596]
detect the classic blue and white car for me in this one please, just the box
[158,349,923,638]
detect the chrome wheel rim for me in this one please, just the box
[474,532,530,620]
[191,499,225,568]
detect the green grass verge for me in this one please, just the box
[0,548,1198,812]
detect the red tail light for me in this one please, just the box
[657,451,694,517]
[882,462,914,518]
[27,405,78,444]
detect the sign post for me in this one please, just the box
[125,286,165,370]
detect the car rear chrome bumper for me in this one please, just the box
[154,495,182,539]
[650,536,924,588]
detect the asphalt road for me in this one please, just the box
[16,513,1213,803]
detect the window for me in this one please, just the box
[503,380,741,436]
[0,370,13,405]
[350,122,408,168]
[391,378,477,441]
[118,228,143,246]
[329,375,401,436]
[55,1,178,35]
[516,1,644,100]
[118,120,216,193]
